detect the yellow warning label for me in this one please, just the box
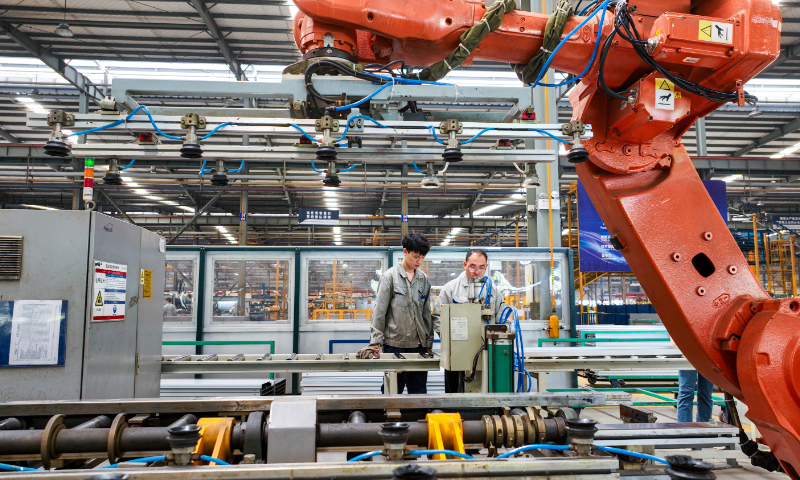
[140,269,145,285]
[656,78,674,91]
[699,20,713,41]
[142,270,153,299]
[95,291,103,306]
[655,29,661,36]
[699,20,733,44]
[675,92,682,99]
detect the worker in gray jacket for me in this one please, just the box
[432,249,508,393]
[357,232,433,394]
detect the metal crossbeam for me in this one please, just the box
[0,126,19,143]
[0,21,108,109]
[732,116,800,157]
[760,43,800,76]
[188,0,248,80]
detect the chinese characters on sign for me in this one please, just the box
[299,209,340,226]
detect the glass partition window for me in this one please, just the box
[397,251,566,322]
[307,259,383,321]
[164,259,196,323]
[493,260,562,322]
[212,259,290,323]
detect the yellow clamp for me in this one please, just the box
[192,417,235,465]
[426,413,466,460]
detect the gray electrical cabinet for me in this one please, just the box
[0,211,165,400]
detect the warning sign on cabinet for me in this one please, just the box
[655,78,675,110]
[92,260,127,321]
[699,20,732,44]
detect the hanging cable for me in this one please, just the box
[200,122,237,140]
[428,126,446,145]
[339,163,360,173]
[460,127,572,146]
[227,160,245,173]
[412,162,425,175]
[65,105,182,140]
[289,123,320,143]
[335,114,390,143]
[527,0,612,88]
[120,158,136,170]
[310,161,325,174]
[198,159,212,175]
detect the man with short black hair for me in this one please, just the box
[433,249,509,393]
[357,232,434,394]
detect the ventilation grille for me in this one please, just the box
[0,236,23,280]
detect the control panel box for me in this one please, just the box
[439,303,484,372]
[0,211,165,400]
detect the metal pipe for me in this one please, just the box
[72,415,111,430]
[348,412,367,424]
[168,414,198,429]
[317,420,486,448]
[0,418,23,430]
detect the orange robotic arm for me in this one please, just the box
[292,0,796,475]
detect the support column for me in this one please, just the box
[695,118,708,157]
[240,98,251,246]
[401,192,408,238]
[74,89,89,211]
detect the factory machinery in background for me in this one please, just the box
[0,394,742,479]
[15,0,795,477]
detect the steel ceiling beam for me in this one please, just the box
[732,117,800,157]
[0,126,19,143]
[0,17,286,34]
[2,6,292,21]
[760,43,800,75]
[189,0,247,80]
[0,21,108,108]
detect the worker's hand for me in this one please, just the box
[356,343,382,359]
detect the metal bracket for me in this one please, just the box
[180,113,206,130]
[439,119,463,134]
[46,111,74,127]
[314,115,340,132]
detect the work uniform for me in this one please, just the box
[370,263,433,394]
[432,272,508,393]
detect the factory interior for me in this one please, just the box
[2,0,800,478]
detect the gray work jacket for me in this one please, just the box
[432,273,508,329]
[370,263,434,348]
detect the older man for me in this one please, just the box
[433,249,508,393]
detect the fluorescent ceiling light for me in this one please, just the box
[333,227,341,234]
[15,97,34,103]
[177,206,195,212]
[721,174,742,183]
[23,204,57,210]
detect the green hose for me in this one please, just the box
[512,0,574,85]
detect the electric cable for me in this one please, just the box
[227,160,245,173]
[198,159,212,175]
[65,105,182,140]
[199,455,230,465]
[465,342,486,382]
[496,444,570,458]
[100,456,167,469]
[347,450,383,462]
[594,446,669,465]
[409,449,475,460]
[200,122,237,140]
[0,462,38,472]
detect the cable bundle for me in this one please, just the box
[512,0,574,85]
[599,0,756,104]
[500,305,532,392]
